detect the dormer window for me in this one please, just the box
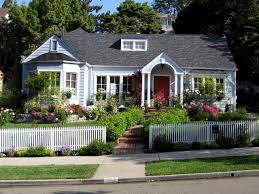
[121,39,147,51]
[50,39,58,52]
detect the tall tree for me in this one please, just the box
[2,0,12,8]
[97,0,162,34]
[153,0,190,14]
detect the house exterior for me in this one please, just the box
[159,13,176,33]
[0,8,9,21]
[22,28,237,110]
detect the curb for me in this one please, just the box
[1,170,259,187]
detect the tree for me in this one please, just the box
[97,0,162,34]
[153,0,190,14]
[173,0,259,84]
[2,0,12,8]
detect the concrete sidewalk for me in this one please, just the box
[1,147,259,178]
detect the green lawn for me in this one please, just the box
[0,121,98,129]
[146,155,259,176]
[0,165,98,180]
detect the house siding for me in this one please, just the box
[23,36,77,63]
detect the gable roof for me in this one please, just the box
[28,53,78,63]
[0,8,8,20]
[62,28,236,70]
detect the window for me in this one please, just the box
[194,77,203,91]
[40,72,60,95]
[66,73,77,96]
[122,41,133,50]
[50,40,58,51]
[97,76,107,92]
[216,78,224,90]
[123,77,132,93]
[121,39,147,51]
[135,41,146,50]
[110,76,120,96]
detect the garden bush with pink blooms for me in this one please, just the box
[0,108,16,126]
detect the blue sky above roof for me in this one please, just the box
[0,0,152,13]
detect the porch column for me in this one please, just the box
[180,74,184,104]
[106,75,110,98]
[147,73,151,107]
[174,74,178,96]
[141,73,145,107]
[119,75,123,104]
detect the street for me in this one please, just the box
[1,177,259,194]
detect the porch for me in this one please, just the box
[141,53,185,107]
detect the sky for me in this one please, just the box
[0,0,152,13]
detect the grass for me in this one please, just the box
[146,155,259,176]
[0,165,98,180]
[0,121,98,129]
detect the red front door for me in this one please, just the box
[154,76,170,104]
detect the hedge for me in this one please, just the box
[98,108,144,142]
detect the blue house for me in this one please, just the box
[22,28,237,110]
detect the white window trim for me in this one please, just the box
[37,70,62,93]
[65,72,78,98]
[50,39,59,52]
[121,39,148,51]
[191,75,226,94]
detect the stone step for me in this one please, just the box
[113,143,145,155]
[123,130,143,138]
[118,137,144,144]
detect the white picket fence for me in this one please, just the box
[149,121,259,150]
[0,126,106,152]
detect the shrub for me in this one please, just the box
[218,108,253,121]
[55,109,68,124]
[146,108,190,126]
[98,113,127,142]
[236,133,251,147]
[25,146,53,157]
[216,135,235,149]
[124,96,136,108]
[201,141,220,149]
[15,149,27,157]
[26,72,51,96]
[78,140,115,156]
[251,138,259,147]
[0,112,13,126]
[173,142,189,151]
[153,136,173,152]
[122,108,144,127]
[191,141,202,150]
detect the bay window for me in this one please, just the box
[66,73,77,96]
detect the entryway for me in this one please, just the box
[154,76,170,104]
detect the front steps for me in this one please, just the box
[113,125,145,155]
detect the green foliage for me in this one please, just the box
[122,108,144,127]
[2,0,13,8]
[97,0,162,33]
[153,0,190,13]
[78,140,115,156]
[216,135,235,149]
[26,72,51,96]
[236,133,251,147]
[201,141,220,149]
[55,109,68,124]
[173,142,189,151]
[0,112,13,126]
[124,96,136,108]
[19,146,53,157]
[251,138,259,147]
[218,108,253,121]
[146,108,190,126]
[153,136,174,152]
[191,141,202,150]
[98,113,127,142]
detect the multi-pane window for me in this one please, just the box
[135,41,146,50]
[122,41,133,50]
[66,73,77,96]
[194,77,203,91]
[97,76,107,92]
[121,39,147,51]
[123,77,132,93]
[40,72,60,95]
[216,78,224,90]
[110,76,120,96]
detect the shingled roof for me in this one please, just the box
[29,53,77,63]
[62,28,236,70]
